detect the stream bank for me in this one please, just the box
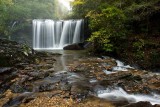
[0,39,160,107]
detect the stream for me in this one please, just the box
[48,50,86,71]
[40,50,160,105]
[1,48,160,107]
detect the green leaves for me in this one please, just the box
[71,0,128,52]
[71,0,160,68]
[0,0,56,36]
[71,0,102,18]
[87,6,127,52]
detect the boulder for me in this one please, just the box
[0,67,12,74]
[63,43,84,50]
[122,101,156,107]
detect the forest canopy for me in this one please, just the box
[71,0,160,50]
[71,0,160,69]
[0,0,59,36]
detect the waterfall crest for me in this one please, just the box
[33,19,84,50]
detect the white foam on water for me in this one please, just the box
[54,71,67,75]
[90,79,98,83]
[103,70,115,74]
[97,87,160,105]
[112,66,128,71]
[116,60,125,67]
[112,60,134,71]
[34,48,63,50]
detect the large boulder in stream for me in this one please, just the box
[63,43,84,50]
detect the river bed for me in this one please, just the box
[40,50,160,106]
[1,48,160,107]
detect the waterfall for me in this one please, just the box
[73,20,82,43]
[33,19,84,50]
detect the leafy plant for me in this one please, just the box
[87,6,127,52]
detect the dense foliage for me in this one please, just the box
[0,0,56,36]
[87,6,126,52]
[71,0,160,69]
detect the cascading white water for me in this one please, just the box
[73,20,82,43]
[59,21,71,48]
[33,19,84,50]
[55,21,62,47]
[97,87,160,105]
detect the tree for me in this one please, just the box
[71,0,103,18]
[71,0,160,69]
[87,6,126,52]
[0,0,56,36]
[0,0,13,35]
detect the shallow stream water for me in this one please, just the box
[46,50,87,71]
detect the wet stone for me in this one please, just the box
[122,101,154,107]
[70,83,90,100]
[10,83,25,93]
[43,68,55,73]
[2,92,33,107]
[59,80,71,91]
[0,67,12,74]
[15,63,29,69]
[38,83,56,92]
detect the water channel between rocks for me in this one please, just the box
[45,50,87,71]
[39,50,160,106]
